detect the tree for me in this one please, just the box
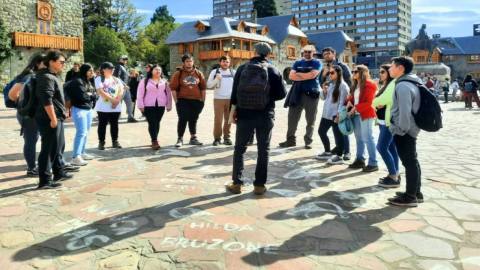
[0,18,13,68]
[253,0,278,18]
[84,27,127,67]
[150,5,175,24]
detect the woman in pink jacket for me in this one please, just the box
[137,65,172,150]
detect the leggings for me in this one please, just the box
[144,106,165,141]
[97,112,121,143]
[176,99,204,138]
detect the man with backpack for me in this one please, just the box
[207,56,235,146]
[226,42,287,195]
[388,56,423,207]
[114,55,136,122]
[463,74,480,109]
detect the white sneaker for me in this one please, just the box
[315,152,332,160]
[71,156,88,166]
[175,138,183,148]
[327,155,344,165]
[81,153,95,160]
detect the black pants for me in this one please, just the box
[176,99,204,138]
[144,106,165,142]
[232,114,274,186]
[444,91,449,103]
[318,118,344,155]
[394,134,422,197]
[97,112,121,143]
[36,119,65,184]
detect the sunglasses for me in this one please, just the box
[304,51,312,53]
[352,70,359,74]
[329,71,336,75]
[380,70,387,74]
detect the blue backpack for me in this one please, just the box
[3,78,18,108]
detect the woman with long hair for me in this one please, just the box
[8,53,46,176]
[136,65,172,150]
[128,69,140,117]
[316,65,349,165]
[346,65,378,172]
[94,62,124,150]
[373,64,400,187]
[64,63,97,166]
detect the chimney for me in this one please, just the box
[252,9,257,24]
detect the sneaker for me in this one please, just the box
[253,185,267,195]
[279,140,296,148]
[223,138,233,146]
[327,155,344,165]
[38,181,62,189]
[226,183,242,194]
[315,152,333,160]
[388,193,418,207]
[71,156,88,166]
[151,140,161,150]
[98,141,106,150]
[379,175,402,183]
[54,172,74,182]
[26,168,38,177]
[64,164,80,172]
[343,153,351,161]
[189,137,203,146]
[362,165,379,173]
[127,118,138,123]
[81,153,95,160]
[348,159,365,169]
[213,139,221,146]
[175,138,183,148]
[378,176,400,188]
[395,191,424,203]
[305,144,312,149]
[112,141,122,149]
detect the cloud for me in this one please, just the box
[175,14,211,20]
[136,9,153,14]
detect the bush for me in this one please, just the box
[84,27,128,67]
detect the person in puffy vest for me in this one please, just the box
[226,42,287,195]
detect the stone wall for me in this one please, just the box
[0,0,83,87]
[273,35,302,82]
[447,58,480,80]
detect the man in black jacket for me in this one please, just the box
[65,62,80,82]
[227,42,287,195]
[114,55,136,122]
[35,50,73,189]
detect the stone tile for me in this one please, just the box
[388,220,427,233]
[436,200,480,221]
[423,217,465,235]
[377,248,412,263]
[0,230,34,248]
[459,247,480,270]
[357,256,389,270]
[463,222,480,232]
[417,260,457,270]
[457,186,480,202]
[184,224,231,242]
[265,257,317,270]
[392,233,455,259]
[411,202,452,217]
[97,251,140,270]
[423,226,462,242]
[0,205,26,217]
[176,247,223,262]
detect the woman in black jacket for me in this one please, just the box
[64,63,97,166]
[128,69,140,117]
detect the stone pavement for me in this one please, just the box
[1,93,480,270]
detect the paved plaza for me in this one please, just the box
[0,93,480,270]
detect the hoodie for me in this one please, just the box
[389,74,421,138]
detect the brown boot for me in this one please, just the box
[151,140,160,150]
[253,185,267,195]
[226,183,242,194]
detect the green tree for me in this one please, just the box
[253,0,278,18]
[0,18,13,68]
[150,5,175,24]
[84,27,127,67]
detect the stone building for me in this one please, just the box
[166,15,308,80]
[0,0,83,85]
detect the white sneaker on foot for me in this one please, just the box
[327,155,344,165]
[81,153,95,160]
[315,151,333,160]
[71,156,88,166]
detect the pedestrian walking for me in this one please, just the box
[170,54,206,147]
[226,42,287,195]
[136,65,172,150]
[114,55,136,122]
[463,74,480,109]
[128,69,140,118]
[451,79,460,102]
[442,78,450,103]
[94,62,125,150]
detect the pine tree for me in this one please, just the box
[253,0,278,18]
[151,5,175,24]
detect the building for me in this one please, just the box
[307,31,357,69]
[213,0,254,20]
[275,0,292,15]
[166,15,308,80]
[0,0,83,84]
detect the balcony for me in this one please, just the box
[198,49,255,60]
[13,32,83,51]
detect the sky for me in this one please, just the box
[132,0,480,38]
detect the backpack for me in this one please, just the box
[464,82,474,92]
[3,79,18,108]
[398,79,443,132]
[236,62,270,110]
[17,76,38,118]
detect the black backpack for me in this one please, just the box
[398,79,443,132]
[17,76,38,118]
[236,62,270,110]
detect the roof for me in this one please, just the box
[307,31,353,55]
[435,36,480,55]
[166,17,275,45]
[257,15,306,44]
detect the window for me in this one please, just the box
[469,55,480,62]
[287,46,296,59]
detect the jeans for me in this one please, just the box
[377,124,399,176]
[318,118,344,155]
[123,88,134,119]
[286,94,319,145]
[176,99,204,138]
[144,106,165,141]
[72,107,93,158]
[97,112,121,143]
[394,134,421,197]
[352,115,377,166]
[36,119,65,183]
[343,135,350,154]
[232,114,274,187]
[16,113,39,170]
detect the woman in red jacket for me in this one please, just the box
[346,65,378,172]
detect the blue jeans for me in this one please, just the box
[352,115,377,166]
[377,124,399,175]
[343,135,350,154]
[72,107,93,158]
[16,112,39,170]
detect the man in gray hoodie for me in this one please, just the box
[388,56,422,207]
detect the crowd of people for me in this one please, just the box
[5,40,472,207]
